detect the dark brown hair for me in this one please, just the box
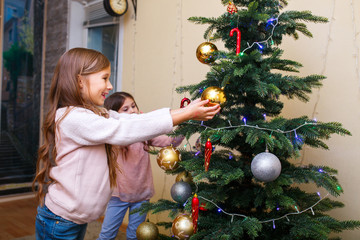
[104,92,139,112]
[32,48,118,205]
[104,92,153,154]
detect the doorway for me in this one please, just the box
[0,0,41,195]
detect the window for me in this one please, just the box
[1,0,38,195]
[69,0,123,92]
[87,24,119,92]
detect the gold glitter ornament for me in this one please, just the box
[175,171,193,184]
[136,222,159,240]
[196,42,218,64]
[172,214,194,240]
[201,86,226,107]
[156,145,181,171]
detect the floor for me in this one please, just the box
[0,194,126,240]
[0,194,37,240]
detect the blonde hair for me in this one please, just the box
[32,48,118,205]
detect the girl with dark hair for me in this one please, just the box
[98,92,184,240]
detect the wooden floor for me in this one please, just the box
[0,195,37,240]
[0,194,126,240]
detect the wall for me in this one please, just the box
[120,0,360,238]
[43,0,68,114]
[281,0,360,239]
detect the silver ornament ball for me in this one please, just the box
[171,181,192,204]
[251,152,281,182]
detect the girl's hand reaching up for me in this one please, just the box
[170,99,220,126]
[185,99,220,121]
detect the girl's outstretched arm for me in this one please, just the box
[170,99,220,126]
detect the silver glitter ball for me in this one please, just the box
[171,181,192,204]
[251,152,281,182]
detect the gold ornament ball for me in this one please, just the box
[172,214,194,240]
[157,146,181,171]
[175,171,193,184]
[196,42,218,64]
[136,222,159,240]
[201,86,226,107]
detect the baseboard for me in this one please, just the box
[0,191,35,203]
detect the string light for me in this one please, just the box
[241,13,283,54]
[311,0,335,120]
[185,120,317,135]
[131,13,137,94]
[349,0,360,86]
[169,0,182,108]
[294,206,299,213]
[243,117,247,125]
[196,193,330,226]
[316,167,337,177]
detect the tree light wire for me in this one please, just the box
[131,14,137,95]
[349,0,360,87]
[311,0,335,121]
[241,13,283,54]
[185,120,317,135]
[197,193,329,225]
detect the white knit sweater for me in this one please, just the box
[45,107,173,224]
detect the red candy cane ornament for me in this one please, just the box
[230,28,241,55]
[192,194,199,233]
[204,138,212,171]
[180,97,191,108]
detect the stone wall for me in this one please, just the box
[43,0,68,114]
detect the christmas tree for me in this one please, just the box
[136,1,360,239]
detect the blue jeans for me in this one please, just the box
[35,204,87,240]
[97,197,148,240]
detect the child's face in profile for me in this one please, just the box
[79,66,112,106]
[118,97,139,114]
